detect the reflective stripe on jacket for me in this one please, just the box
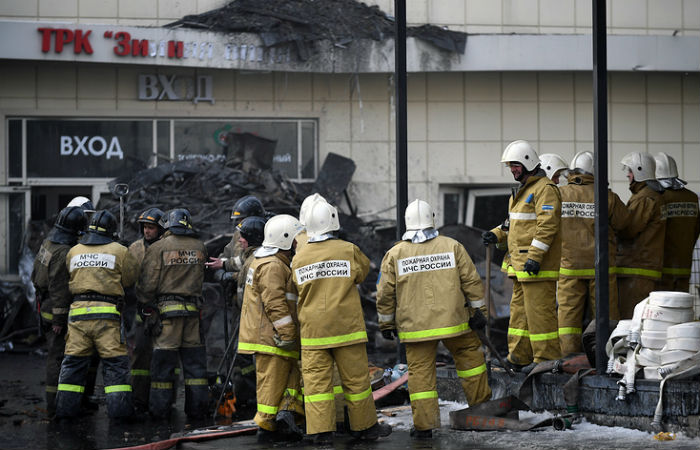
[292,238,369,349]
[559,173,630,278]
[491,174,562,282]
[376,235,484,343]
[616,182,666,279]
[239,252,299,359]
[660,187,700,276]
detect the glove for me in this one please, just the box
[468,309,487,331]
[524,259,540,275]
[482,231,498,245]
[144,314,163,337]
[273,334,297,351]
[381,329,398,340]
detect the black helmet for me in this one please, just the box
[161,208,196,236]
[80,210,118,245]
[237,216,266,247]
[138,207,165,234]
[48,206,87,245]
[230,195,264,223]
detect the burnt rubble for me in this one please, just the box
[165,0,467,60]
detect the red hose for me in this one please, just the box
[103,426,257,450]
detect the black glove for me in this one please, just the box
[482,231,498,245]
[524,259,540,275]
[468,309,487,331]
[138,304,157,322]
[381,329,398,340]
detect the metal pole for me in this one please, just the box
[593,0,610,374]
[394,0,408,241]
[394,0,408,365]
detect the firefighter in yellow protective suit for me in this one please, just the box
[292,201,392,444]
[238,214,305,443]
[557,152,630,355]
[126,207,165,411]
[55,210,138,419]
[654,152,700,293]
[136,208,208,419]
[32,206,87,415]
[482,140,562,372]
[377,199,491,439]
[616,152,666,319]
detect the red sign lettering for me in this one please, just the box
[36,28,93,54]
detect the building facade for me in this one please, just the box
[1,0,699,279]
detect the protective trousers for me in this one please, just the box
[557,275,619,356]
[656,276,690,294]
[507,280,561,365]
[45,328,66,414]
[150,316,208,419]
[332,363,346,426]
[618,277,656,319]
[253,353,304,431]
[405,334,491,431]
[301,343,377,435]
[56,319,133,418]
[129,317,153,410]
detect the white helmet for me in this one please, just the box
[654,152,678,179]
[67,196,95,213]
[305,201,340,239]
[570,151,595,175]
[501,140,540,171]
[621,152,656,182]
[262,214,303,250]
[405,199,435,231]
[299,193,327,226]
[539,153,568,180]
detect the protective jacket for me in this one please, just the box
[236,245,258,307]
[376,235,484,342]
[616,181,666,280]
[136,231,207,318]
[67,241,137,297]
[292,238,370,350]
[239,252,299,359]
[128,239,147,265]
[295,230,309,252]
[660,187,700,278]
[220,229,244,273]
[32,240,72,326]
[491,172,562,281]
[559,173,630,278]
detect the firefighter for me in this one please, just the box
[32,206,87,415]
[136,208,209,419]
[654,152,700,293]
[616,152,666,319]
[126,207,165,411]
[557,152,630,355]
[55,210,138,419]
[291,201,392,444]
[482,140,562,372]
[238,214,305,442]
[297,193,348,431]
[206,195,265,278]
[377,199,491,438]
[235,215,267,308]
[539,153,569,185]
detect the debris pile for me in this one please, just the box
[165,0,467,59]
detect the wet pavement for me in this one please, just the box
[3,352,700,450]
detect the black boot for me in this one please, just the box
[410,427,433,439]
[351,422,392,441]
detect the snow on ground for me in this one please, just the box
[378,401,700,449]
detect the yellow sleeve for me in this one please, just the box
[528,184,561,263]
[376,250,397,330]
